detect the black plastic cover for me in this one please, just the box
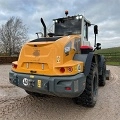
[30,37,61,42]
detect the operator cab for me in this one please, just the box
[53,13,91,46]
[53,15,91,38]
[53,14,93,53]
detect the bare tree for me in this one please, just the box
[0,17,28,56]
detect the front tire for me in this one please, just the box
[73,63,98,107]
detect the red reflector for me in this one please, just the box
[68,67,73,72]
[60,67,65,73]
[12,63,17,69]
[65,87,71,91]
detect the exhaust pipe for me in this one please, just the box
[41,18,46,37]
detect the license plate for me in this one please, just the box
[37,80,41,88]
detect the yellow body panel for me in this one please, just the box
[12,35,84,76]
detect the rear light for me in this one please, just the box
[12,63,17,69]
[65,87,71,91]
[68,67,73,72]
[60,67,65,73]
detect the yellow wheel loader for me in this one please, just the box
[9,11,108,107]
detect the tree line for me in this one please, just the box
[0,17,28,56]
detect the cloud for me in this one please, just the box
[0,0,120,48]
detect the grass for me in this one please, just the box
[106,62,120,66]
[96,47,120,66]
[96,47,120,53]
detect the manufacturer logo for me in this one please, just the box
[33,50,40,56]
[23,78,29,86]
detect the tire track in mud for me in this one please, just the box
[0,96,35,117]
[0,85,15,89]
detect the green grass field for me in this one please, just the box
[96,47,120,53]
[96,47,120,66]
[106,62,120,66]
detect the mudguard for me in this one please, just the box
[98,55,106,75]
[74,52,95,76]
[84,52,94,76]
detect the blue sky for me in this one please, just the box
[0,0,120,48]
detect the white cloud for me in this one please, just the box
[0,0,120,48]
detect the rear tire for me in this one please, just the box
[73,63,98,107]
[99,62,106,86]
[25,90,46,97]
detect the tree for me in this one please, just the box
[0,17,28,56]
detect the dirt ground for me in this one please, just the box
[0,65,120,120]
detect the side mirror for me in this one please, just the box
[96,43,101,50]
[94,25,98,34]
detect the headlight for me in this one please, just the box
[76,15,82,20]
[64,47,70,53]
[64,41,72,54]
[53,20,58,23]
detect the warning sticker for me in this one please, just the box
[77,64,81,72]
[56,56,60,63]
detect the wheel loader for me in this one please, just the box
[9,11,108,107]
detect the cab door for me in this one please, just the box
[81,20,91,46]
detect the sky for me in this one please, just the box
[0,0,120,48]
